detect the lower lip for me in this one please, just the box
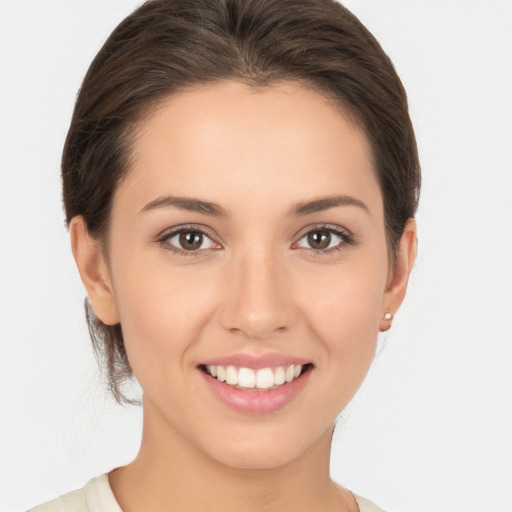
[199,368,311,414]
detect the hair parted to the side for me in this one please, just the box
[63,0,421,404]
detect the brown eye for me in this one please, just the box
[306,230,331,250]
[296,227,349,252]
[179,231,204,250]
[163,229,217,253]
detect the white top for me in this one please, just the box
[28,475,122,512]
[28,474,388,512]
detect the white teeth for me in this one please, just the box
[206,363,308,390]
[274,366,285,385]
[256,368,274,389]
[238,367,256,388]
[226,366,238,385]
[216,366,226,382]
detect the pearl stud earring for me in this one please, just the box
[384,312,393,321]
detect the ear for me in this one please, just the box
[380,218,417,331]
[69,216,120,325]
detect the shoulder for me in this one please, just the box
[27,474,122,512]
[27,486,88,512]
[353,493,390,512]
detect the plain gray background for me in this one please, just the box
[1,1,511,511]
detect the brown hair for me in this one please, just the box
[63,0,420,403]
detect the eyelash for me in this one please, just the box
[294,224,355,255]
[156,224,355,257]
[157,224,220,257]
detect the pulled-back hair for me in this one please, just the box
[63,0,420,403]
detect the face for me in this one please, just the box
[77,80,411,469]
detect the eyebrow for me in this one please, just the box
[140,196,228,217]
[289,195,369,216]
[140,194,369,217]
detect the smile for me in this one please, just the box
[203,364,307,391]
[199,360,313,414]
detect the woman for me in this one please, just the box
[29,0,419,510]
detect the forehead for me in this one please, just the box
[122,80,383,217]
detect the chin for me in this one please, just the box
[209,445,304,471]
[198,423,332,471]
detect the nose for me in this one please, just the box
[219,248,296,340]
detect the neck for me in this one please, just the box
[109,398,356,512]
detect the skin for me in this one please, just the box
[70,80,417,512]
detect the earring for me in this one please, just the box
[384,312,393,321]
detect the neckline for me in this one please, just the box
[84,474,123,512]
[88,472,384,512]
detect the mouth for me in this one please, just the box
[198,361,313,414]
[199,363,313,391]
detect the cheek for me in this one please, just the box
[299,254,387,382]
[109,256,220,376]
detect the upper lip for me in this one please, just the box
[199,352,311,370]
